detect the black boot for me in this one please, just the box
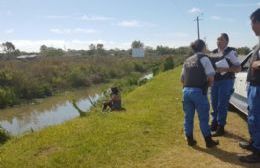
[186,135,197,146]
[239,152,260,163]
[239,139,254,151]
[212,125,225,137]
[210,122,218,132]
[205,136,219,148]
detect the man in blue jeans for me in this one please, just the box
[239,8,260,163]
[181,39,219,148]
[210,33,241,136]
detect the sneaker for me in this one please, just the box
[212,125,225,137]
[239,140,254,151]
[239,153,260,163]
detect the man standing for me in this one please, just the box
[210,33,241,136]
[240,8,260,163]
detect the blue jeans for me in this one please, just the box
[182,87,211,138]
[248,85,260,152]
[211,79,234,126]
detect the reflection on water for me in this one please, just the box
[0,73,153,136]
[0,88,100,135]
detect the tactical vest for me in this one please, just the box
[183,54,208,94]
[211,47,236,81]
[247,45,260,86]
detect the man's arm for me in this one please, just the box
[207,76,214,87]
[180,67,185,84]
[200,57,216,86]
[216,66,241,73]
[217,50,241,73]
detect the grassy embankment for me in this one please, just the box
[0,67,257,168]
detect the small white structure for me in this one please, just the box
[132,48,144,57]
[17,54,38,59]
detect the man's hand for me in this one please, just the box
[252,60,260,70]
[216,67,228,73]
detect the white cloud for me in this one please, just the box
[117,20,142,27]
[211,16,221,20]
[80,15,114,21]
[8,40,133,52]
[50,28,97,34]
[4,29,14,34]
[46,14,115,21]
[188,7,202,14]
[46,15,71,19]
[50,28,71,34]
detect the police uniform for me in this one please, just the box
[181,53,215,138]
[247,44,260,153]
[210,47,241,129]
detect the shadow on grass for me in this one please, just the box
[224,130,249,142]
[192,146,260,168]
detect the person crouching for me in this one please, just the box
[102,87,122,112]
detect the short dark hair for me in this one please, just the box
[111,87,119,94]
[220,33,229,42]
[190,39,206,53]
[251,8,260,23]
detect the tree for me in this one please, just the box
[40,45,48,53]
[39,45,64,57]
[1,42,15,53]
[89,44,96,50]
[131,40,144,48]
[96,43,105,56]
[96,43,104,50]
[237,47,251,55]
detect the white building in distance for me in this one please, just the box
[132,48,144,57]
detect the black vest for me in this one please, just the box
[183,54,208,94]
[247,45,260,86]
[211,47,236,81]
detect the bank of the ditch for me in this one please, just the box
[0,67,257,168]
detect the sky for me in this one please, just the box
[0,0,259,52]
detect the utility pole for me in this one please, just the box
[194,15,202,40]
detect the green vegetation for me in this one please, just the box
[0,126,10,144]
[0,67,254,167]
[0,67,183,167]
[0,42,191,108]
[0,56,160,108]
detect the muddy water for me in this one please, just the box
[0,88,101,135]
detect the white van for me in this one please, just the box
[229,51,254,115]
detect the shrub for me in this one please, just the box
[163,56,175,71]
[0,87,17,108]
[0,127,10,144]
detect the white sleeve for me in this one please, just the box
[226,50,241,66]
[200,57,216,77]
[180,66,185,81]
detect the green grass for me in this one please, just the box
[0,67,256,168]
[0,67,183,168]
